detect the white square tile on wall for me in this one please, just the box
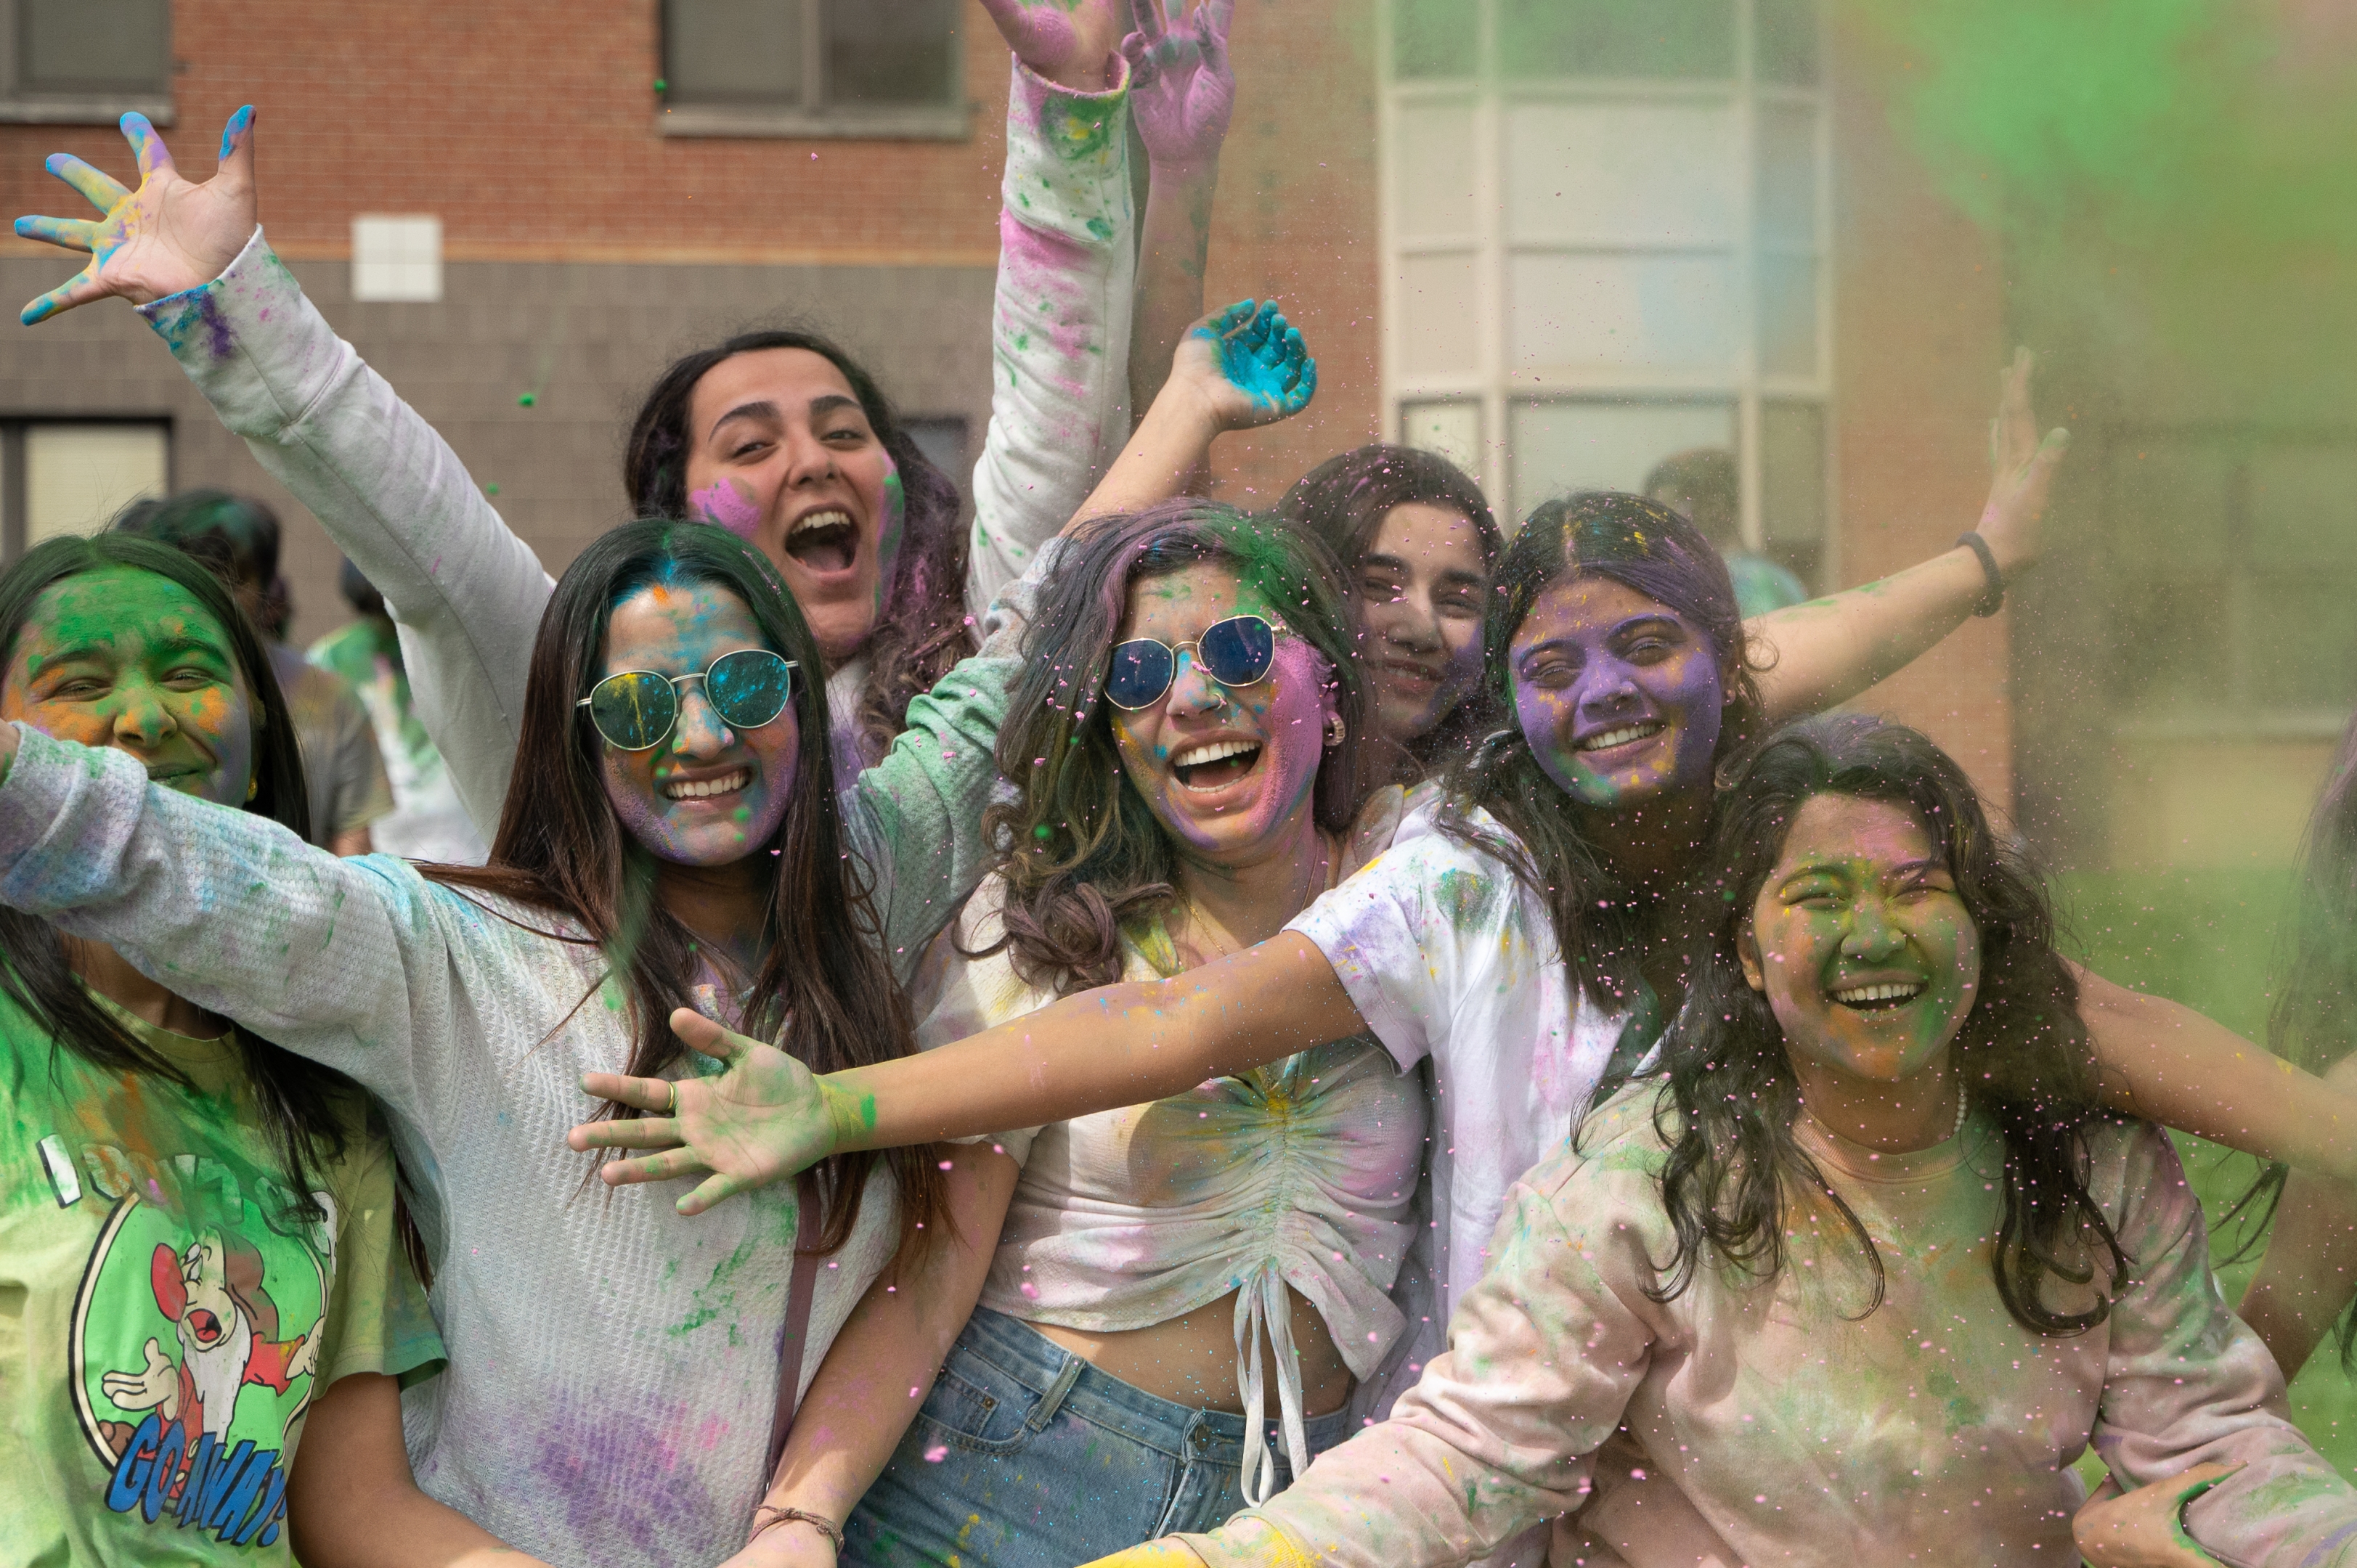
[352,215,444,302]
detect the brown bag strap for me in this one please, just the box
[766,1169,826,1482]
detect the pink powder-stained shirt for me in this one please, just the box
[1177,1087,2357,1568]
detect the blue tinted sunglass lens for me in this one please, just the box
[1105,640,1175,709]
[589,671,677,751]
[706,650,794,730]
[1199,616,1275,685]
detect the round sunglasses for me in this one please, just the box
[576,649,798,751]
[1103,614,1284,711]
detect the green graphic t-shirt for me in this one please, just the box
[0,984,444,1563]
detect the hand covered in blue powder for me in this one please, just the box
[1171,298,1317,430]
[13,107,258,324]
[568,1007,845,1217]
[1123,0,1235,172]
[981,0,1130,94]
[2072,1461,2235,1567]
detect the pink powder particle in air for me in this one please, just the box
[924,1443,948,1462]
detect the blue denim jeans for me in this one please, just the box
[844,1307,1351,1568]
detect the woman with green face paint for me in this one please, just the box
[1067,715,2357,1568]
[0,534,536,1568]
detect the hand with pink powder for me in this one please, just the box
[1124,0,1235,174]
[980,0,1130,94]
[13,107,258,324]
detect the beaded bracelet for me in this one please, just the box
[750,1504,844,1553]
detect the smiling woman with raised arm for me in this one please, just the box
[10,0,1213,960]
[1077,715,2357,1568]
[0,534,537,1568]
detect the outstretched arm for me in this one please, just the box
[567,930,1361,1213]
[13,108,547,837]
[1750,349,2070,722]
[1123,0,1236,424]
[2226,1053,2357,1379]
[2079,966,2357,1182]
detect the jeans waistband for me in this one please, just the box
[953,1307,1353,1465]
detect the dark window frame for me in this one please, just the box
[658,0,969,142]
[0,0,176,126]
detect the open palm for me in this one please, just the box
[1125,0,1235,170]
[14,107,257,324]
[1171,298,1316,430]
[567,1008,839,1215]
[1974,346,2071,577]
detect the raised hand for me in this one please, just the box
[566,1007,848,1216]
[1123,0,1235,173]
[980,0,1128,93]
[1973,346,2071,579]
[2072,1462,2235,1567]
[1169,298,1316,432]
[14,107,258,325]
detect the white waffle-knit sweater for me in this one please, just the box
[0,722,950,1568]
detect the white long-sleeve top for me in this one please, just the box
[0,722,923,1568]
[134,54,1134,917]
[1179,1088,2357,1568]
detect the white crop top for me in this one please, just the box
[906,789,1427,1502]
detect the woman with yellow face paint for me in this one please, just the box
[0,533,532,1568]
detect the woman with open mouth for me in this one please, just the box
[1068,714,2357,1568]
[0,532,515,1566]
[700,501,1423,1566]
[10,0,1229,968]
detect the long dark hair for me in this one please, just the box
[1436,491,1763,1016]
[0,532,349,1210]
[429,519,945,1254]
[974,500,1370,995]
[1638,714,2127,1336]
[622,328,973,765]
[1279,444,1502,772]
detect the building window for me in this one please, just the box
[659,0,966,140]
[351,216,444,304]
[0,0,174,124]
[1382,0,1832,585]
[0,419,172,558]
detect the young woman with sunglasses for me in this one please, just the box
[11,0,1228,898]
[741,503,1414,1568]
[0,520,1009,1567]
[0,532,530,1567]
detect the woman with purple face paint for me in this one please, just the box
[0,520,976,1568]
[10,0,1239,960]
[732,503,1415,1568]
[1077,716,2357,1568]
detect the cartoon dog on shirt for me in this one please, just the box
[97,1229,319,1461]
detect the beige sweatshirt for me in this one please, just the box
[1175,1087,2357,1568]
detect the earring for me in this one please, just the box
[1324,716,1346,747]
[245,777,259,801]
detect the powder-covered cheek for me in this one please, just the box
[688,476,763,541]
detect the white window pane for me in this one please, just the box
[1509,399,1733,520]
[22,0,171,95]
[1508,251,1738,372]
[1758,253,1816,377]
[666,0,802,105]
[1397,252,1483,377]
[1760,402,1823,544]
[352,216,444,304]
[1393,102,1478,240]
[825,0,956,107]
[1756,0,1821,85]
[2250,446,2357,568]
[1755,105,1817,251]
[1505,101,1736,245]
[1401,401,1483,481]
[1498,0,1734,80]
[26,425,168,546]
[1393,0,1476,79]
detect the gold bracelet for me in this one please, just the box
[750,1505,844,1553]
